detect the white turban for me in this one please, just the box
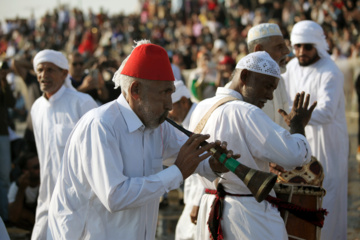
[236,51,281,79]
[172,80,191,103]
[33,49,75,90]
[290,20,330,59]
[247,23,283,43]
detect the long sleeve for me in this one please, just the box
[308,70,344,125]
[80,118,184,212]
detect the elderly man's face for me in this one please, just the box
[294,43,320,66]
[137,80,175,129]
[242,71,279,109]
[36,62,67,99]
[262,36,290,73]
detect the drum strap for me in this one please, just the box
[205,184,328,240]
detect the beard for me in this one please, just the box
[298,54,320,66]
[137,100,168,129]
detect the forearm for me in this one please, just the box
[97,85,109,102]
[8,189,26,223]
[105,166,183,212]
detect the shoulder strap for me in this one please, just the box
[194,96,238,134]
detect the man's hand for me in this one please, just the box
[17,171,30,190]
[269,162,286,176]
[190,206,200,225]
[78,75,98,92]
[175,134,216,179]
[209,141,240,173]
[278,92,317,135]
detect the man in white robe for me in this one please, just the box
[247,23,290,130]
[282,20,349,240]
[47,40,232,240]
[190,51,316,240]
[170,80,203,240]
[30,49,97,240]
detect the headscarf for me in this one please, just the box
[33,49,76,90]
[290,20,330,59]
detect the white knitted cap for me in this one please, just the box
[247,23,282,43]
[236,51,281,79]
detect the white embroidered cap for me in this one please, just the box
[236,51,281,79]
[247,23,282,43]
[172,80,191,103]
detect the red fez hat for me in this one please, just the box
[121,43,175,81]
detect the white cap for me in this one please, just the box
[33,49,69,72]
[33,49,75,90]
[236,51,281,79]
[247,23,282,43]
[172,80,191,103]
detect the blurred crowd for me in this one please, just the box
[0,0,360,235]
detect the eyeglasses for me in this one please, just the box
[294,44,314,51]
[72,62,84,67]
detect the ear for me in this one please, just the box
[62,69,69,79]
[130,81,141,100]
[179,96,189,107]
[254,44,264,52]
[240,69,249,85]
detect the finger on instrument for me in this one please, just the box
[220,141,227,149]
[226,150,233,158]
[188,134,209,147]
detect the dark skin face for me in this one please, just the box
[239,70,279,109]
[68,54,84,81]
[168,97,192,124]
[129,80,175,129]
[294,43,320,66]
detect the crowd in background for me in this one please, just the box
[0,0,360,235]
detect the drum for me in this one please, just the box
[274,183,326,240]
[277,156,324,186]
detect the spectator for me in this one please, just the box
[8,151,40,231]
[30,49,97,239]
[0,61,15,224]
[68,51,109,104]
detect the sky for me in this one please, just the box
[0,0,139,23]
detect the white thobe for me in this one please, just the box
[31,85,97,240]
[189,87,311,240]
[47,94,217,240]
[282,57,349,240]
[175,103,205,240]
